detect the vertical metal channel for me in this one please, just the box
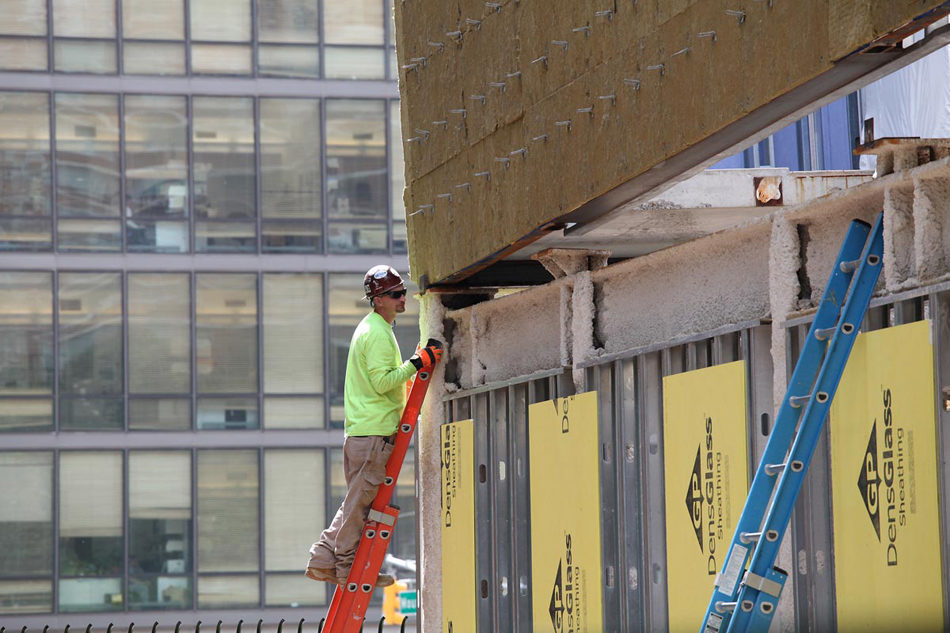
[473,392,495,629]
[639,350,668,631]
[510,382,533,632]
[618,358,644,631]
[789,322,837,631]
[595,363,622,632]
[490,388,513,629]
[929,290,950,628]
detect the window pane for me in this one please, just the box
[0,399,53,432]
[129,451,192,581]
[324,46,385,80]
[60,452,123,576]
[0,38,48,71]
[127,219,189,253]
[196,397,259,430]
[196,274,257,394]
[264,397,323,429]
[258,0,318,43]
[0,452,53,576]
[261,98,321,220]
[193,97,256,220]
[0,92,51,217]
[129,398,191,430]
[54,40,117,73]
[393,219,407,254]
[0,217,52,251]
[0,580,52,615]
[197,450,259,572]
[123,42,186,75]
[263,274,322,394]
[390,101,405,223]
[122,0,184,39]
[129,273,191,394]
[198,575,258,608]
[326,99,386,219]
[1,0,48,35]
[191,0,251,41]
[54,0,116,37]
[259,45,319,78]
[0,272,53,396]
[59,272,123,395]
[60,398,124,430]
[56,218,122,251]
[327,222,387,254]
[195,220,256,253]
[59,577,122,612]
[191,43,252,75]
[55,93,121,218]
[324,0,382,44]
[125,95,188,221]
[130,576,192,610]
[266,574,323,607]
[265,449,324,571]
[328,274,362,426]
[262,220,320,253]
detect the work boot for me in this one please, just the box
[305,567,341,584]
[336,572,396,588]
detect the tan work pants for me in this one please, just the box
[309,435,395,579]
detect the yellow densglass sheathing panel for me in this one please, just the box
[830,320,945,632]
[662,361,749,633]
[528,391,604,632]
[441,419,477,633]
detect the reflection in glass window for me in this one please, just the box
[259,45,319,79]
[129,399,191,431]
[0,580,52,615]
[54,0,117,37]
[122,0,184,39]
[1,0,48,35]
[193,97,256,250]
[191,44,252,76]
[0,38,48,71]
[390,100,407,252]
[124,94,189,250]
[198,574,259,609]
[326,99,387,219]
[129,274,191,394]
[265,449,325,605]
[196,397,259,430]
[0,452,53,577]
[196,274,258,394]
[0,92,51,219]
[259,0,318,42]
[129,451,192,610]
[123,42,186,76]
[323,0,383,44]
[261,98,321,252]
[191,0,251,41]
[197,450,259,586]
[324,46,385,80]
[59,452,123,611]
[263,274,323,394]
[54,40,117,74]
[327,222,387,254]
[55,94,121,229]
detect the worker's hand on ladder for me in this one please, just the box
[409,344,443,370]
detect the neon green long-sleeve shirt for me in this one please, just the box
[343,311,417,437]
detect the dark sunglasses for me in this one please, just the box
[381,289,407,299]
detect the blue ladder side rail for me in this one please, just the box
[699,213,885,633]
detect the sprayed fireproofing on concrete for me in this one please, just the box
[415,154,950,632]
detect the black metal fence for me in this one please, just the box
[0,616,410,633]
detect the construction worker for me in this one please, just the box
[306,265,442,587]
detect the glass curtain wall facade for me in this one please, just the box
[0,0,418,620]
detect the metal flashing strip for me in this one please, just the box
[575,318,766,369]
[782,278,950,329]
[442,367,564,401]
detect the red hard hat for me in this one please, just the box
[363,265,404,299]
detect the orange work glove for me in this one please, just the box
[409,345,443,371]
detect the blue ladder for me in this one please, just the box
[699,213,885,633]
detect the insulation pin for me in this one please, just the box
[414,128,430,140]
[455,182,472,190]
[488,81,507,93]
[485,1,502,11]
[623,77,642,90]
[509,147,527,158]
[646,63,665,75]
[531,134,549,142]
[572,25,591,35]
[406,137,422,143]
[531,55,548,67]
[577,106,594,116]
[436,193,453,202]
[554,120,572,131]
[725,9,746,23]
[408,56,428,67]
[449,108,467,118]
[474,170,491,180]
[506,71,522,79]
[594,9,613,20]
[465,18,482,28]
[428,41,445,52]
[698,30,717,41]
[751,0,773,6]
[470,95,487,104]
[401,63,418,72]
[446,30,463,40]
[410,204,434,217]
[494,157,511,168]
[552,40,569,50]
[598,94,616,106]
[672,46,690,58]
[431,120,449,128]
